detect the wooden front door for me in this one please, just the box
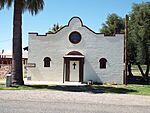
[65,58,84,82]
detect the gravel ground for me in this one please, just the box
[0,90,150,106]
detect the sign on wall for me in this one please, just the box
[26,63,36,68]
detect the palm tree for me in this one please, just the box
[0,0,44,85]
[48,23,63,33]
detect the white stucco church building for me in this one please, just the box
[27,17,125,84]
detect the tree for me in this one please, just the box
[100,13,125,35]
[48,23,63,33]
[0,0,44,85]
[129,2,150,78]
[127,37,136,76]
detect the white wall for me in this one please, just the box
[28,17,124,84]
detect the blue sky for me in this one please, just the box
[0,0,149,51]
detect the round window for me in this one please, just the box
[69,31,81,44]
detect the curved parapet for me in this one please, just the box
[68,17,83,27]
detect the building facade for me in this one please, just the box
[27,17,124,84]
[0,51,28,80]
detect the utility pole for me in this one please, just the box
[124,15,128,85]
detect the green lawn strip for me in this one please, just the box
[103,84,150,95]
[0,84,54,90]
[124,85,150,95]
[0,83,150,96]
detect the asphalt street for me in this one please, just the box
[0,90,150,113]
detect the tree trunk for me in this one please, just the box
[144,41,150,78]
[128,62,133,77]
[137,64,149,79]
[145,63,150,77]
[139,40,150,78]
[137,64,145,77]
[12,0,24,85]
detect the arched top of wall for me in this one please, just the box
[67,51,83,56]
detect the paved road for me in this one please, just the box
[0,90,150,113]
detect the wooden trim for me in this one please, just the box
[124,15,128,85]
[64,57,84,82]
[63,59,65,83]
[79,59,84,82]
[65,59,70,81]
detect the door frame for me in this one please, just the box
[63,57,84,82]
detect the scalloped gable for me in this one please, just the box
[28,17,124,37]
[68,17,83,28]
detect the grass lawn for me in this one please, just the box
[0,83,150,96]
[131,65,147,76]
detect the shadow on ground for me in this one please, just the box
[127,76,150,85]
[24,85,137,94]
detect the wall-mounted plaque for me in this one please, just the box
[26,63,36,68]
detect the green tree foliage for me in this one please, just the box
[100,13,125,35]
[100,3,150,78]
[0,0,44,85]
[129,2,150,78]
[48,23,63,33]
